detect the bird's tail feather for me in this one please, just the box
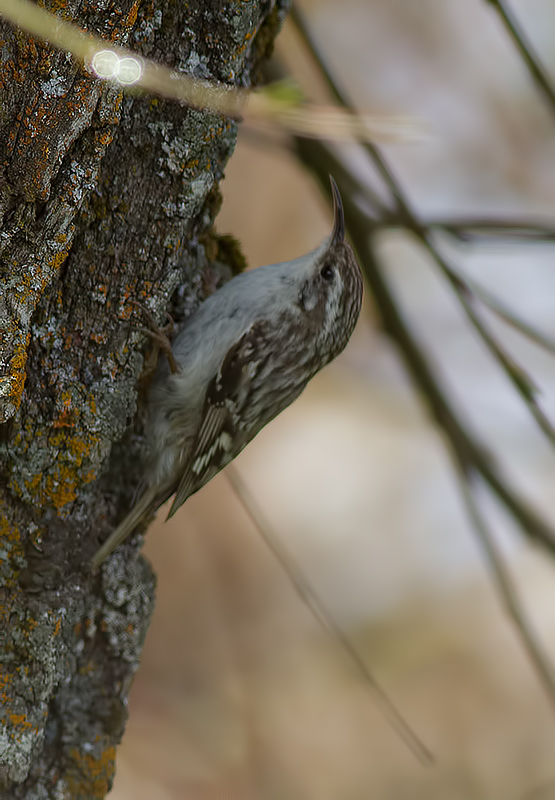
[90,487,161,571]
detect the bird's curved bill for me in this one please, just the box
[329,176,345,245]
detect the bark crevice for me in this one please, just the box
[0,0,289,795]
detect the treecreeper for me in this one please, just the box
[91,177,363,570]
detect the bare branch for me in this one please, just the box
[445,270,555,358]
[426,217,555,243]
[226,466,434,767]
[454,464,555,710]
[0,0,421,145]
[485,0,555,115]
[311,140,555,553]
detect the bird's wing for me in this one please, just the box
[167,321,268,518]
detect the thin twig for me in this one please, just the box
[290,3,422,229]
[295,135,555,560]
[280,0,555,754]
[420,240,555,447]
[454,462,555,711]
[297,143,555,727]
[291,2,555,453]
[0,0,421,144]
[426,218,555,243]
[485,0,555,115]
[226,466,434,766]
[447,271,555,358]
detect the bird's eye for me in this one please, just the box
[320,264,334,281]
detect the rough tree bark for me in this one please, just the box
[0,0,289,796]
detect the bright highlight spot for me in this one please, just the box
[91,50,119,79]
[90,50,143,86]
[117,57,143,85]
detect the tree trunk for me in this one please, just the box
[0,1,288,795]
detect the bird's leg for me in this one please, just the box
[130,300,181,377]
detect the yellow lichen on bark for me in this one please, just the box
[66,745,117,798]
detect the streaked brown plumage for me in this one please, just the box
[91,177,363,570]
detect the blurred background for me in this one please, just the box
[110,1,555,797]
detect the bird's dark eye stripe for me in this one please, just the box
[320,264,334,281]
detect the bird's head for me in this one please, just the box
[296,177,363,362]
